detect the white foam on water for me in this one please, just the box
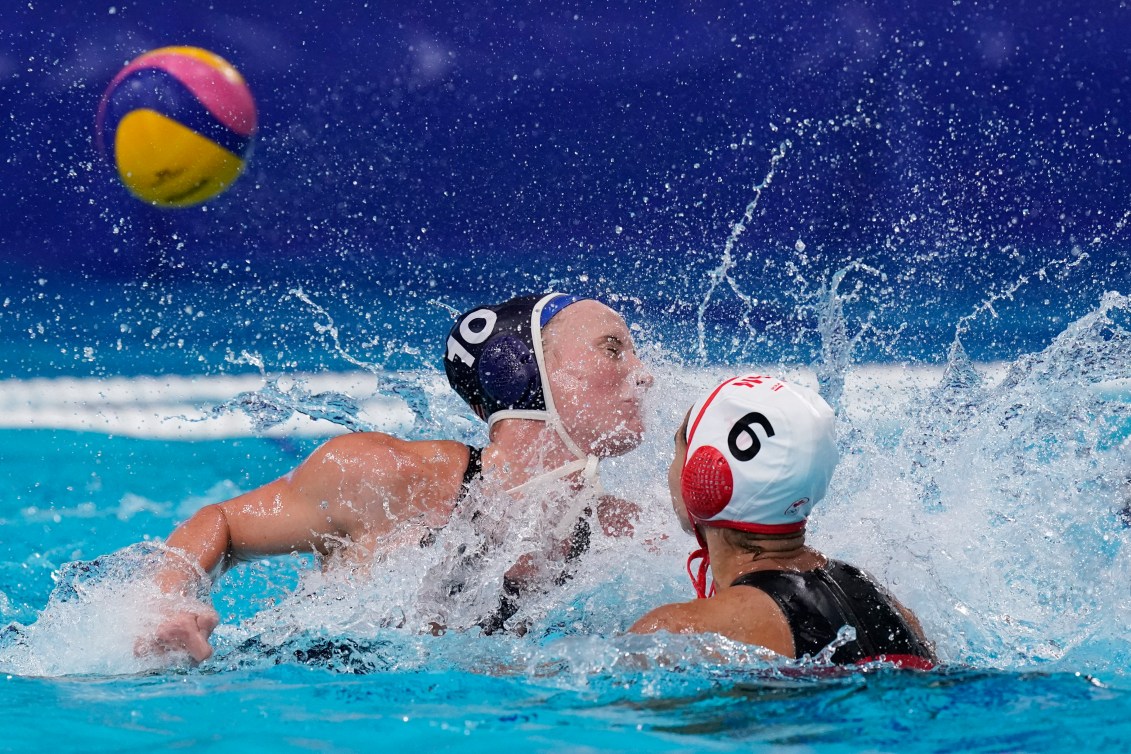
[0,364,1028,439]
[9,361,1130,443]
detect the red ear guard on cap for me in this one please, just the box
[682,446,732,600]
[681,445,734,521]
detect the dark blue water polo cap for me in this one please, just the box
[444,292,583,425]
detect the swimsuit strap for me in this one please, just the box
[420,446,484,549]
[731,567,853,660]
[460,446,483,498]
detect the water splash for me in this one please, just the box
[954,250,1091,339]
[204,375,373,433]
[695,139,791,363]
[0,543,208,676]
[203,297,451,438]
[290,287,441,433]
[812,625,858,665]
[818,292,1131,670]
[9,293,1131,679]
[814,262,886,412]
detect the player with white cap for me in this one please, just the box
[631,374,935,667]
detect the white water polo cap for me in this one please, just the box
[681,375,839,534]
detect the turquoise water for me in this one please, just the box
[3,283,1131,751]
[4,664,1130,752]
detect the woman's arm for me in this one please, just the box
[139,432,437,662]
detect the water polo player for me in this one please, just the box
[631,375,935,668]
[143,292,654,662]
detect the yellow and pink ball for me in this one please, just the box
[96,46,257,207]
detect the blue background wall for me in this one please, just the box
[1,1,1129,370]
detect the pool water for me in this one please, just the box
[3,280,1131,751]
[3,662,1130,753]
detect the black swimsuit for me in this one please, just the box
[732,560,935,668]
[430,445,591,635]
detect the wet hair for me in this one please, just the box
[720,527,805,556]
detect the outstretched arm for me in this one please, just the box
[155,433,385,594]
[141,432,460,662]
[139,436,359,663]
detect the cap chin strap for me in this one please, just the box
[687,547,714,599]
[503,454,600,496]
[686,523,715,599]
[504,454,600,545]
[487,292,603,499]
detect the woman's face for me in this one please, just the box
[668,410,695,535]
[542,301,654,457]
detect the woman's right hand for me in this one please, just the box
[136,607,219,663]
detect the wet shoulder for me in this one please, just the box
[702,586,795,655]
[629,598,706,635]
[313,433,470,494]
[631,589,794,655]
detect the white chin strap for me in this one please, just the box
[503,454,600,497]
[487,292,603,498]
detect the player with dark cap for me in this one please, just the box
[141,292,653,662]
[631,374,935,667]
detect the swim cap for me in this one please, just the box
[444,292,582,426]
[681,375,839,534]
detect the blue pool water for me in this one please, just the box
[5,1,1131,750]
[3,278,1131,751]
